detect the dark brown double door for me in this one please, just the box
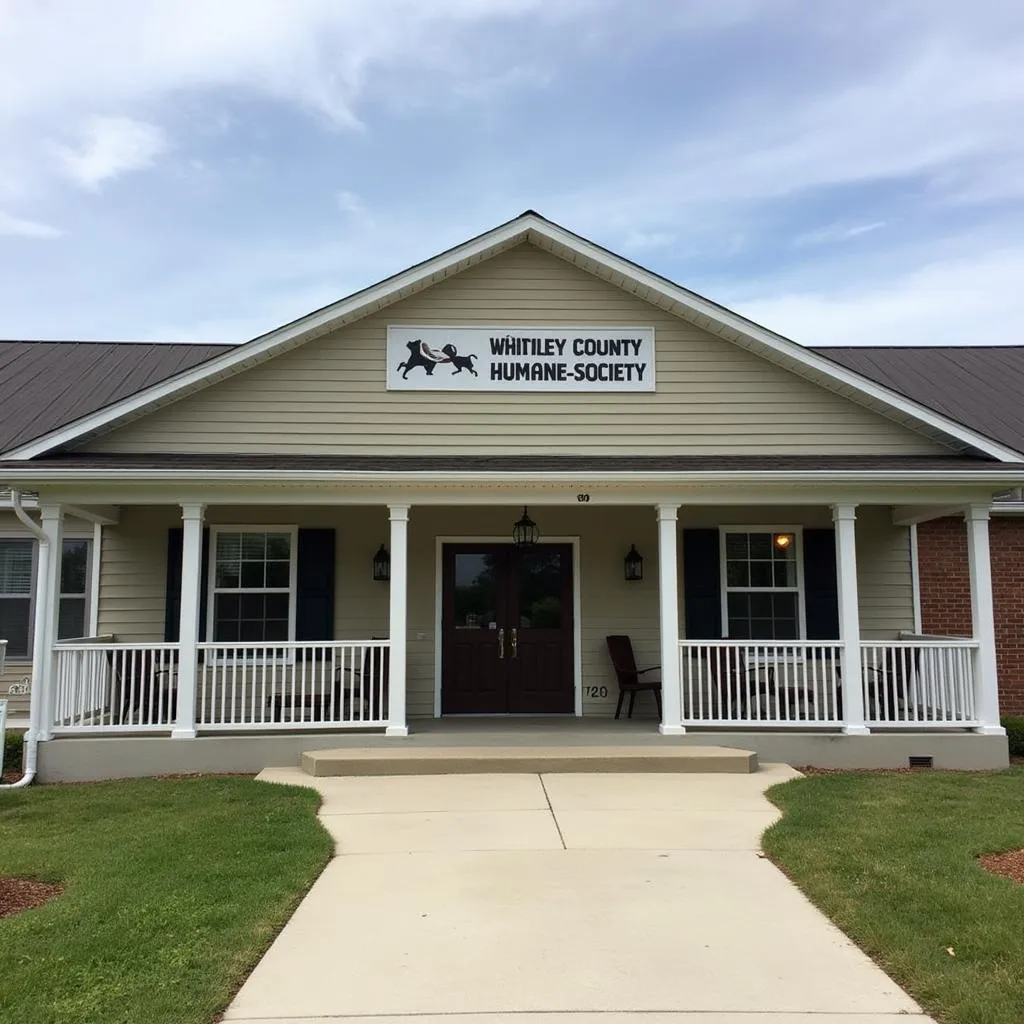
[442,543,574,715]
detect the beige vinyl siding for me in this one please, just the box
[93,503,914,719]
[855,506,916,639]
[84,244,949,457]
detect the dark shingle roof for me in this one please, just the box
[0,340,231,453]
[812,346,1024,456]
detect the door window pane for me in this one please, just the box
[517,549,563,629]
[453,553,499,629]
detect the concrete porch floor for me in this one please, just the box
[33,715,1009,782]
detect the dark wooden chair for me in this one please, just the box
[606,635,662,719]
[107,648,177,725]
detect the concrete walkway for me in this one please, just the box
[225,766,934,1024]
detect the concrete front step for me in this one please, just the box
[300,744,758,777]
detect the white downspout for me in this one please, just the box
[2,489,48,788]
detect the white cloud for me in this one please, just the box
[0,210,62,239]
[734,247,1024,347]
[336,190,373,224]
[794,221,887,248]
[54,116,168,190]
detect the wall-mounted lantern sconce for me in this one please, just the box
[372,544,390,582]
[624,544,644,582]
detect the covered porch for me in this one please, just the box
[20,483,1005,758]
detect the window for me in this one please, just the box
[0,539,35,658]
[0,537,92,657]
[210,529,296,643]
[58,539,90,639]
[722,529,802,640]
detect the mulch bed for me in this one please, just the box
[0,877,64,918]
[979,849,1024,885]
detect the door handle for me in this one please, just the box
[511,628,518,659]
[498,628,505,660]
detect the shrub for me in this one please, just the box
[2,729,24,777]
[1003,717,1024,758]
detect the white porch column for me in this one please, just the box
[965,504,1004,735]
[36,504,63,741]
[657,503,684,735]
[386,504,410,737]
[173,503,205,739]
[832,503,869,734]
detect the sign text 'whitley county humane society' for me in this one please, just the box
[386,326,655,392]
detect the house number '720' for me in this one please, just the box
[584,686,609,698]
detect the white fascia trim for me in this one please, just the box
[3,212,1021,463]
[3,467,1024,486]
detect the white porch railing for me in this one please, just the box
[861,639,979,728]
[680,641,844,727]
[51,639,390,733]
[53,641,180,733]
[679,638,981,730]
[196,641,390,730]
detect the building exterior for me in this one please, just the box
[1,213,1021,779]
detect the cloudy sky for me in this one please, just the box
[1,0,1022,347]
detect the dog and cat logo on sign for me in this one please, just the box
[397,338,479,378]
[386,325,655,393]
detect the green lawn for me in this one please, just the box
[0,777,332,1024]
[763,767,1024,1024]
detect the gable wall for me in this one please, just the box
[82,244,949,456]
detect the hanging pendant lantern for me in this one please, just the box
[512,506,540,547]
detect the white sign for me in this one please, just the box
[387,325,655,392]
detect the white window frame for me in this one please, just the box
[0,530,94,659]
[206,525,299,646]
[719,525,807,641]
[57,536,93,641]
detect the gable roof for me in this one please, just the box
[1,212,1021,462]
[0,340,231,454]
[813,346,1024,457]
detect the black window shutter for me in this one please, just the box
[295,529,335,641]
[164,527,210,642]
[683,529,722,639]
[803,528,839,639]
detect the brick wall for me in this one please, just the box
[917,516,1024,718]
